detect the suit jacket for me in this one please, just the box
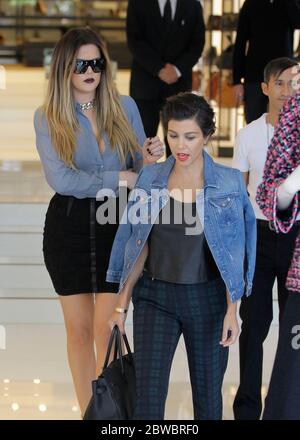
[126,0,205,100]
[233,0,300,84]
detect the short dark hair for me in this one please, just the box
[263,57,299,83]
[161,92,216,138]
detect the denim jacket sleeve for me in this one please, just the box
[106,169,147,284]
[106,164,150,284]
[106,195,134,283]
[238,170,256,295]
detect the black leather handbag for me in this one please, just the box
[83,326,136,420]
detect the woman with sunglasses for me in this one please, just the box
[34,27,163,415]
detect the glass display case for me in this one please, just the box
[0,1,129,66]
[203,0,245,157]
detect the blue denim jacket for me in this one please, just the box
[107,151,256,303]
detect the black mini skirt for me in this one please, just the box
[43,193,120,295]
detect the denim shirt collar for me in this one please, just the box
[75,102,82,113]
[151,150,219,190]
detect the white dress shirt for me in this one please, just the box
[157,0,181,77]
[158,0,203,16]
[157,0,177,20]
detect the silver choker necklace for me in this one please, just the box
[78,100,95,111]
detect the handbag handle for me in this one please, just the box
[103,326,134,372]
[116,327,125,375]
[122,332,134,364]
[103,326,119,370]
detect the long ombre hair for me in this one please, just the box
[43,27,141,167]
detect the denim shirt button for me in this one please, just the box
[137,239,142,245]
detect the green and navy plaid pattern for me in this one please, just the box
[132,274,229,420]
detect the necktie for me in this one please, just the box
[163,0,172,29]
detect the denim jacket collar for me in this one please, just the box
[151,150,219,190]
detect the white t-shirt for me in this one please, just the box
[233,113,300,221]
[233,114,274,220]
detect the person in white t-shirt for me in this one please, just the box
[232,57,300,420]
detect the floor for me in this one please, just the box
[0,322,278,420]
[0,66,279,420]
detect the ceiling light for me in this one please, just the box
[38,404,47,412]
[3,379,10,384]
[33,379,40,384]
[11,403,19,411]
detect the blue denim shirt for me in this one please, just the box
[34,95,146,198]
[107,151,257,303]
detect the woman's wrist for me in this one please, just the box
[115,307,128,314]
[226,304,237,315]
[280,178,298,197]
[116,289,131,311]
[121,283,133,298]
[225,291,237,315]
[277,181,296,210]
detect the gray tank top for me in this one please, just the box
[145,196,220,284]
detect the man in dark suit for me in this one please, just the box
[233,0,300,124]
[126,0,205,155]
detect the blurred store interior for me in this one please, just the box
[0,0,294,419]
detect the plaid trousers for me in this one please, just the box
[132,274,229,420]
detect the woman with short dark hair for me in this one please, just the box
[108,92,256,420]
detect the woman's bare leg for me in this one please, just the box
[59,293,95,415]
[94,293,120,375]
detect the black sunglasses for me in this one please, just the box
[74,57,106,74]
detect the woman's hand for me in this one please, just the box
[233,84,244,104]
[143,136,164,165]
[109,310,127,335]
[220,310,239,347]
[277,164,300,210]
[282,164,300,195]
